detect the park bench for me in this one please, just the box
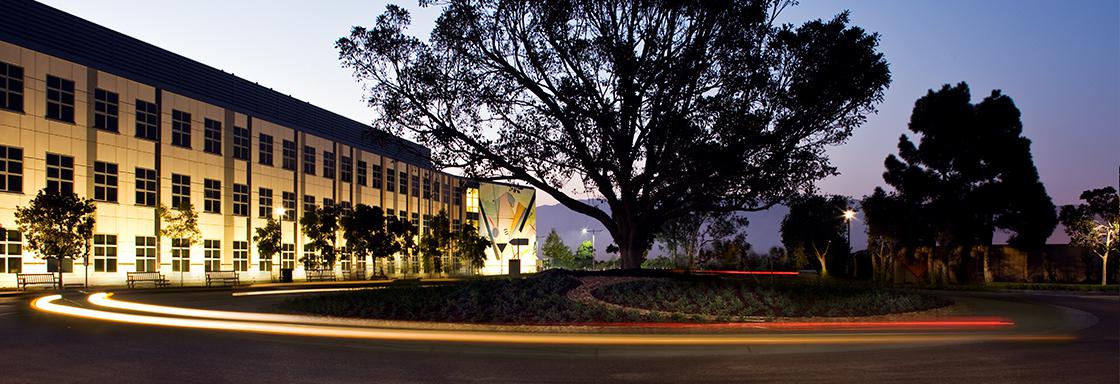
[342,268,366,281]
[16,273,56,290]
[126,271,170,288]
[205,271,240,286]
[305,269,336,282]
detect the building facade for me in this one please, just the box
[0,0,536,287]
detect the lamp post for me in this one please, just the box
[274,207,286,282]
[581,227,603,262]
[843,208,856,277]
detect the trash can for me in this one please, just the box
[280,268,294,283]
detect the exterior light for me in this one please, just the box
[581,227,588,235]
[843,209,856,221]
[274,207,285,217]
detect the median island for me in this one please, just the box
[279,271,951,324]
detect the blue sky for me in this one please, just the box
[39,0,1120,209]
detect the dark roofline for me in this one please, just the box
[0,0,431,166]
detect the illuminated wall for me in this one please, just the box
[473,182,538,275]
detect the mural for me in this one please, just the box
[476,182,537,274]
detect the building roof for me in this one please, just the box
[0,0,432,166]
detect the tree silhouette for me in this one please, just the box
[253,215,282,273]
[780,194,851,277]
[540,229,572,269]
[300,205,342,269]
[337,1,891,268]
[1059,187,1119,286]
[15,190,95,289]
[883,82,1056,283]
[341,204,395,276]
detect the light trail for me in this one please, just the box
[231,287,384,297]
[32,294,1073,346]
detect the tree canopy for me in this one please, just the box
[1059,187,1119,285]
[540,229,572,269]
[338,0,891,268]
[254,215,283,271]
[780,194,851,277]
[158,202,201,247]
[300,205,343,269]
[15,190,95,288]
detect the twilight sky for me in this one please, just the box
[40,0,1120,208]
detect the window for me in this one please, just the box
[443,182,451,203]
[135,167,157,206]
[412,213,420,227]
[0,145,23,193]
[433,179,441,202]
[45,153,74,195]
[303,244,317,269]
[385,168,395,192]
[93,161,118,202]
[423,214,431,231]
[453,219,462,233]
[387,208,394,217]
[282,192,296,221]
[93,89,119,132]
[465,187,478,212]
[135,236,156,272]
[171,110,191,148]
[204,119,222,155]
[259,188,273,218]
[233,241,248,272]
[340,201,351,210]
[45,75,74,122]
[259,243,273,271]
[171,174,190,208]
[233,183,249,216]
[303,146,316,175]
[411,254,420,274]
[356,160,367,186]
[400,172,410,196]
[280,243,295,269]
[371,164,382,189]
[340,156,352,182]
[204,179,221,213]
[204,240,221,272]
[171,238,190,272]
[93,234,117,272]
[0,230,21,273]
[423,176,431,199]
[233,127,249,160]
[323,198,335,208]
[323,151,335,179]
[303,195,315,213]
[135,99,159,140]
[411,175,420,197]
[0,61,23,112]
[282,140,296,170]
[259,134,273,166]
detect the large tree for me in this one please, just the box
[780,194,851,277]
[254,215,282,274]
[15,191,96,289]
[419,210,455,276]
[655,212,747,271]
[1059,187,1119,286]
[539,228,573,269]
[300,205,343,269]
[860,187,932,282]
[883,82,1057,283]
[341,204,396,276]
[337,0,891,268]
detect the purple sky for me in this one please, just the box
[39,0,1120,208]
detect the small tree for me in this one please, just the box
[254,215,282,274]
[656,213,747,271]
[15,190,95,289]
[342,204,395,276]
[454,221,489,272]
[540,229,572,269]
[1059,187,1119,286]
[419,210,454,276]
[387,214,420,274]
[300,205,342,269]
[573,241,595,270]
[158,202,201,285]
[781,195,851,277]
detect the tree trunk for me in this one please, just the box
[1102,255,1109,286]
[615,217,650,269]
[981,245,993,284]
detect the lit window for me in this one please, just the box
[135,236,156,272]
[171,110,191,148]
[204,240,221,272]
[0,145,23,193]
[45,153,74,195]
[93,89,119,132]
[93,161,118,203]
[465,188,479,213]
[0,61,24,112]
[45,75,74,122]
[204,119,222,155]
[204,179,221,213]
[233,183,249,216]
[0,230,22,273]
[233,241,248,272]
[93,234,117,272]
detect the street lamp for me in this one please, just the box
[581,227,603,260]
[843,209,856,276]
[273,207,286,281]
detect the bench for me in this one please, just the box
[205,271,240,286]
[305,269,336,282]
[342,268,366,281]
[127,271,170,288]
[16,273,57,290]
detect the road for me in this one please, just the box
[1,289,1116,383]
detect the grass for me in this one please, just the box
[281,271,951,324]
[592,278,950,318]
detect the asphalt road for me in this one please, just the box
[1,290,1116,383]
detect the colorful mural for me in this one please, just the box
[475,182,537,274]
